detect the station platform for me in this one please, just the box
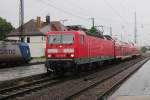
[29,58,45,64]
[109,59,150,100]
[0,64,46,82]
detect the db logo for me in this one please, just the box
[58,49,63,52]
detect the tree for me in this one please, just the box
[141,47,147,53]
[88,26,97,34]
[0,17,14,40]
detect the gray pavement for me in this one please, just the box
[109,60,150,100]
[0,64,46,82]
[29,58,45,64]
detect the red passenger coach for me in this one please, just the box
[114,41,140,60]
[130,43,141,57]
[120,42,133,59]
[45,31,115,74]
[114,40,123,59]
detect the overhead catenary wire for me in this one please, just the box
[39,0,131,34]
[46,0,127,24]
[44,0,117,34]
[37,0,89,21]
[58,0,117,22]
[46,0,91,17]
[103,0,129,25]
[118,0,134,15]
[38,0,136,27]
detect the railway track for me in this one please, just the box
[10,56,148,100]
[0,66,102,100]
[65,57,150,100]
[0,56,148,100]
[0,73,48,90]
[0,75,65,100]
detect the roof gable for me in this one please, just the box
[7,19,67,37]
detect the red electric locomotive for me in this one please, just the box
[45,30,115,74]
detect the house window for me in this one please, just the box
[27,37,30,43]
[21,37,24,42]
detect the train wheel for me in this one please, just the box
[72,64,79,75]
[55,67,65,77]
[88,63,93,71]
[82,64,89,72]
[97,61,104,67]
[46,64,53,76]
[46,66,52,76]
[47,70,52,76]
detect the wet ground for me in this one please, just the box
[109,59,150,100]
[0,64,46,82]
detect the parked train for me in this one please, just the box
[0,40,31,65]
[45,27,140,75]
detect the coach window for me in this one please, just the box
[27,37,30,43]
[80,35,84,44]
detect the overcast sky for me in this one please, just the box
[0,0,150,46]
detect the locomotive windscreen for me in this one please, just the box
[48,34,74,44]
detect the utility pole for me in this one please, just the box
[121,25,125,41]
[19,0,24,42]
[89,17,95,27]
[134,12,137,44]
[110,26,112,36]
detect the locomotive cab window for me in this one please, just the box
[48,34,74,44]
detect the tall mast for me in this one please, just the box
[110,26,112,36]
[19,0,24,42]
[134,12,137,44]
[89,17,95,27]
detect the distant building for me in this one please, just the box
[7,16,67,57]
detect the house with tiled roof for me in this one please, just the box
[7,16,67,57]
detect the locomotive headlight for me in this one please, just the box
[70,54,74,57]
[63,48,74,53]
[47,49,58,53]
[48,54,52,58]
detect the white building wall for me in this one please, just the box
[7,36,46,57]
[7,37,20,40]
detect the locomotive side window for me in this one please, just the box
[80,35,84,44]
[48,34,74,44]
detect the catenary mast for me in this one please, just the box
[134,12,137,44]
[19,0,24,42]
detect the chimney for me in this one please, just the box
[46,15,50,24]
[36,16,41,28]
